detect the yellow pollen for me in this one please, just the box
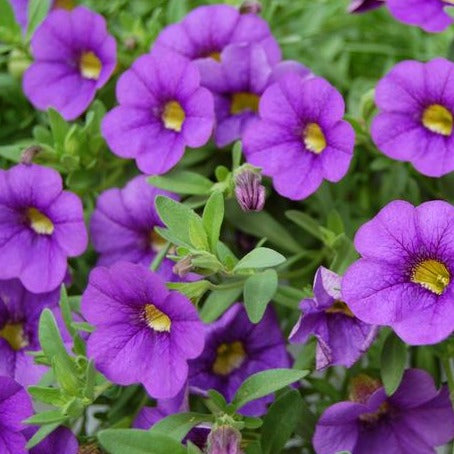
[27,208,54,235]
[213,341,246,376]
[0,323,28,351]
[150,230,167,252]
[304,123,326,154]
[143,304,171,332]
[411,259,450,295]
[53,0,74,10]
[79,52,102,80]
[208,51,221,62]
[162,101,186,132]
[230,92,260,115]
[422,104,453,136]
[325,301,355,317]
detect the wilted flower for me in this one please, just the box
[243,73,355,200]
[189,304,290,416]
[82,262,205,399]
[206,425,242,454]
[348,0,385,13]
[234,167,265,212]
[102,51,214,175]
[0,164,87,293]
[239,0,262,15]
[313,369,454,454]
[289,267,377,370]
[343,200,454,345]
[372,58,454,177]
[23,6,116,120]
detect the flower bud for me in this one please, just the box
[239,0,262,14]
[234,169,265,212]
[206,425,243,454]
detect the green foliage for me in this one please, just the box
[381,331,407,395]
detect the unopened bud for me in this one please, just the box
[234,169,265,212]
[239,0,262,14]
[20,145,41,165]
[347,0,384,13]
[173,256,193,278]
[207,425,243,454]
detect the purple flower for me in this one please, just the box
[372,58,454,177]
[313,369,454,454]
[289,267,377,370]
[0,279,63,387]
[243,73,355,200]
[24,426,78,454]
[387,0,453,33]
[189,304,290,416]
[342,200,454,345]
[348,0,385,13]
[0,164,87,293]
[23,6,117,120]
[90,176,177,276]
[152,4,281,72]
[234,167,266,212]
[101,51,215,175]
[0,376,33,454]
[82,261,205,399]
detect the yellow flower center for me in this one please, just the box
[162,101,186,132]
[303,123,326,154]
[212,341,246,376]
[422,104,453,136]
[143,304,171,332]
[27,207,54,235]
[230,92,260,115]
[53,0,74,9]
[411,259,450,295]
[325,301,355,317]
[79,52,102,80]
[0,323,28,351]
[207,51,221,62]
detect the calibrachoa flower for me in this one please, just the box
[348,0,385,13]
[90,176,177,277]
[0,164,87,293]
[0,376,33,453]
[102,51,214,175]
[343,200,454,345]
[152,4,281,74]
[387,0,453,33]
[82,262,205,398]
[289,267,377,370]
[24,426,78,454]
[372,58,454,177]
[0,279,62,387]
[189,304,290,416]
[23,6,116,120]
[313,369,454,454]
[243,72,355,200]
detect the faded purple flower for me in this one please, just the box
[313,369,454,454]
[24,426,78,454]
[343,200,454,345]
[243,73,355,200]
[289,267,377,370]
[206,426,242,454]
[0,164,87,293]
[102,51,214,175]
[348,0,385,13]
[234,167,265,212]
[387,0,453,33]
[23,6,116,120]
[189,304,290,416]
[372,58,454,177]
[0,376,33,453]
[82,262,205,399]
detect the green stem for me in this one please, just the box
[210,279,246,291]
[442,357,454,409]
[150,242,171,272]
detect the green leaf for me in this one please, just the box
[285,210,324,241]
[202,191,224,252]
[150,412,213,441]
[0,0,21,40]
[98,429,187,454]
[167,280,211,302]
[381,332,407,395]
[243,269,278,323]
[59,285,76,338]
[149,170,212,195]
[24,410,66,425]
[234,247,285,271]
[48,108,69,154]
[166,0,188,23]
[200,287,242,323]
[28,386,65,406]
[231,369,309,411]
[330,234,358,274]
[186,441,203,454]
[26,0,51,40]
[25,422,60,450]
[261,389,303,454]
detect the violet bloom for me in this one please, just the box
[387,0,453,33]
[90,176,177,277]
[0,164,87,293]
[0,376,33,453]
[243,73,355,200]
[189,304,290,416]
[289,267,377,370]
[152,4,281,72]
[343,200,454,345]
[372,58,454,177]
[313,369,454,454]
[101,51,214,175]
[348,0,385,13]
[82,262,205,399]
[24,426,78,454]
[23,6,116,120]
[234,167,266,212]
